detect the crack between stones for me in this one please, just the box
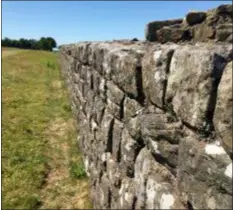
[107,188,112,208]
[152,153,177,176]
[135,66,146,106]
[106,118,114,153]
[187,200,194,210]
[204,54,227,132]
[119,95,125,120]
[132,196,137,210]
[162,49,175,109]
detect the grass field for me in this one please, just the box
[2,48,92,209]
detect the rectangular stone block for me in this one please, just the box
[93,96,106,124]
[142,44,178,108]
[124,97,142,122]
[112,119,124,162]
[134,148,183,209]
[214,61,232,158]
[102,43,146,98]
[166,44,232,131]
[145,19,183,41]
[120,128,142,177]
[177,132,232,209]
[106,99,121,120]
[106,81,125,105]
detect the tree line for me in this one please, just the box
[1,37,57,51]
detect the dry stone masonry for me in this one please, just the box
[145,4,232,43]
[60,4,232,210]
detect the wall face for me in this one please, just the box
[145,4,232,43]
[60,40,232,209]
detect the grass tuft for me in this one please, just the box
[70,161,87,179]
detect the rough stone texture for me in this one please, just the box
[166,43,231,132]
[186,12,207,26]
[59,5,232,209]
[145,19,183,42]
[214,61,233,159]
[145,4,232,43]
[60,40,232,209]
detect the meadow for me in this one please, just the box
[2,48,92,209]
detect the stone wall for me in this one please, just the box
[59,4,232,209]
[145,4,232,43]
[60,40,232,209]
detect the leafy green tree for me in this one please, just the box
[1,37,57,51]
[11,39,20,48]
[37,37,50,51]
[46,37,57,50]
[19,38,28,49]
[28,39,38,49]
[2,37,12,47]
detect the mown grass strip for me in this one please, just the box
[2,49,91,209]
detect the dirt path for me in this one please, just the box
[2,49,21,58]
[39,117,92,209]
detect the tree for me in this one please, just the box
[46,37,57,50]
[2,37,12,47]
[11,39,20,48]
[1,37,57,51]
[19,38,29,49]
[37,37,50,51]
[28,39,38,49]
[37,37,57,51]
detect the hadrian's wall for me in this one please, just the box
[145,4,232,43]
[60,4,232,210]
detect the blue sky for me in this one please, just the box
[2,1,231,45]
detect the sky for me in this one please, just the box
[2,1,232,45]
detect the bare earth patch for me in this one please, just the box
[2,50,20,58]
[40,118,92,209]
[51,80,62,89]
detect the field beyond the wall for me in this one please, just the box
[2,48,92,209]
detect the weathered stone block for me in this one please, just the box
[134,148,183,209]
[142,44,178,108]
[145,19,183,42]
[106,155,122,188]
[120,128,141,177]
[140,112,182,144]
[125,116,141,140]
[186,11,207,26]
[95,111,114,154]
[75,42,91,64]
[117,178,135,209]
[106,99,121,119]
[214,61,232,158]
[166,44,231,131]
[193,24,216,41]
[92,96,106,124]
[74,61,82,74]
[91,43,107,74]
[92,70,101,95]
[92,173,111,209]
[112,119,124,162]
[216,24,233,42]
[177,133,232,209]
[124,97,142,122]
[106,81,125,105]
[110,50,143,98]
[156,26,192,43]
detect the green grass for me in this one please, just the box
[2,49,91,209]
[70,161,87,179]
